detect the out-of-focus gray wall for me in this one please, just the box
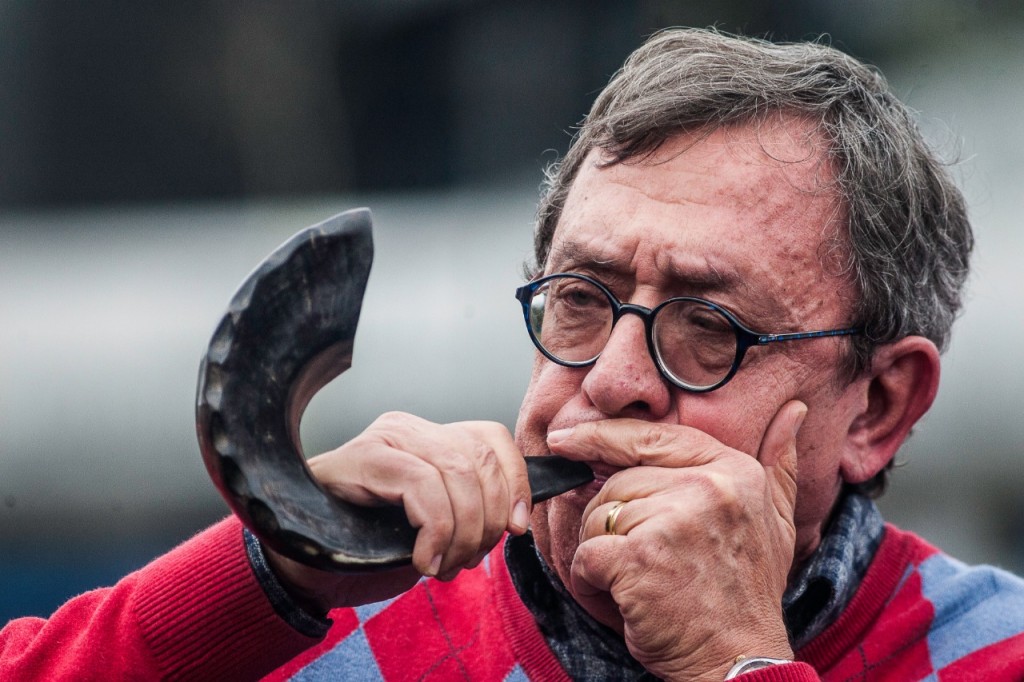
[872,25,1024,572]
[1,1,1022,621]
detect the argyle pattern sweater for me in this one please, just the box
[266,524,1024,681]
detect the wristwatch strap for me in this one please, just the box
[724,656,792,679]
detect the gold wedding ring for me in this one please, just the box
[605,500,628,535]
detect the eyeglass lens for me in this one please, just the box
[527,275,738,390]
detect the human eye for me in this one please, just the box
[550,280,605,311]
[686,306,733,335]
[533,278,610,360]
[655,301,736,379]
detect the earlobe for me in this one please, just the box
[840,336,941,484]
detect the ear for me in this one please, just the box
[840,336,941,484]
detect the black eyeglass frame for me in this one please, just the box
[515,272,861,393]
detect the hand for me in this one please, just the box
[554,401,806,681]
[263,412,532,614]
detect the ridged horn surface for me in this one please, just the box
[196,207,592,573]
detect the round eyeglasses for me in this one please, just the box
[515,272,861,393]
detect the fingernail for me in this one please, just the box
[427,554,442,577]
[547,428,573,446]
[792,405,808,438]
[512,500,530,531]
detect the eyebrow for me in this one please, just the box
[548,238,743,295]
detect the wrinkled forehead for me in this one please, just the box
[556,119,846,247]
[594,116,839,208]
[545,119,855,323]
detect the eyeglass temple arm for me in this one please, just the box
[755,328,861,345]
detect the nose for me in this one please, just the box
[580,311,672,419]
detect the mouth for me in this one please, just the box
[561,462,620,501]
[587,462,621,481]
[526,455,596,503]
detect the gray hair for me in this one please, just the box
[531,28,973,496]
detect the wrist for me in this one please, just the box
[724,656,793,679]
[243,528,332,637]
[704,631,794,681]
[656,639,794,681]
[260,543,335,617]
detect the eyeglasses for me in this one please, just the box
[515,272,860,393]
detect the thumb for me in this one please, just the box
[757,400,806,517]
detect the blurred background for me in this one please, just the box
[2,0,1022,622]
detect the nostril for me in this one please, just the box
[624,400,653,416]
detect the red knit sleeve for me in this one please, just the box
[0,517,322,681]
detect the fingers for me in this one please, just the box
[569,534,627,632]
[551,401,805,519]
[307,412,528,580]
[755,400,805,527]
[573,403,805,542]
[755,400,806,468]
[566,406,807,669]
[458,421,533,535]
[551,405,808,676]
[548,419,722,469]
[308,442,455,575]
[579,498,639,542]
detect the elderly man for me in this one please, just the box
[5,27,1022,682]
[253,28,1024,681]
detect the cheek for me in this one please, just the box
[791,412,845,500]
[686,355,828,457]
[673,389,774,458]
[515,360,592,586]
[514,359,581,452]
[695,414,764,457]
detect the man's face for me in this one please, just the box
[515,119,865,589]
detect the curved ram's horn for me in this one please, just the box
[196,208,593,572]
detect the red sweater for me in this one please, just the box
[267,524,1024,681]
[0,517,319,681]
[4,521,1023,680]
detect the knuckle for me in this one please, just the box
[572,539,598,570]
[708,471,742,506]
[439,453,477,479]
[634,425,684,459]
[692,469,738,505]
[464,420,508,439]
[374,410,408,426]
[482,521,505,547]
[484,421,512,442]
[689,469,754,526]
[473,442,499,467]
[370,411,423,438]
[430,514,455,542]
